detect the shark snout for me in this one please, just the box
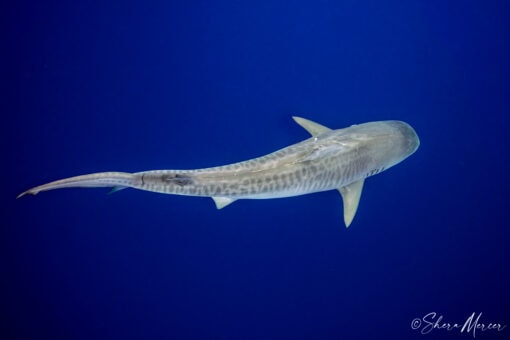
[396,121,420,156]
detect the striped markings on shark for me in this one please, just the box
[18,117,420,227]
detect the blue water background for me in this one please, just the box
[2,1,509,339]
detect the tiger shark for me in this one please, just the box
[17,117,419,227]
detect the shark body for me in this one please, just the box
[18,117,419,226]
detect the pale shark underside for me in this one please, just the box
[18,117,420,227]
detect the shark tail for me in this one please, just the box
[17,172,137,199]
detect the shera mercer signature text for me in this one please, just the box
[411,312,506,338]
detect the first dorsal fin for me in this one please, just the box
[338,179,365,227]
[292,116,332,136]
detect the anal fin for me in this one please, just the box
[108,186,127,194]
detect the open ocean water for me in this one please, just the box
[2,1,509,339]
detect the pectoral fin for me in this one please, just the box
[212,197,237,209]
[292,116,332,136]
[338,179,365,227]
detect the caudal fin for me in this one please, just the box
[17,172,136,199]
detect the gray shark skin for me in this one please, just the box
[17,117,420,227]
